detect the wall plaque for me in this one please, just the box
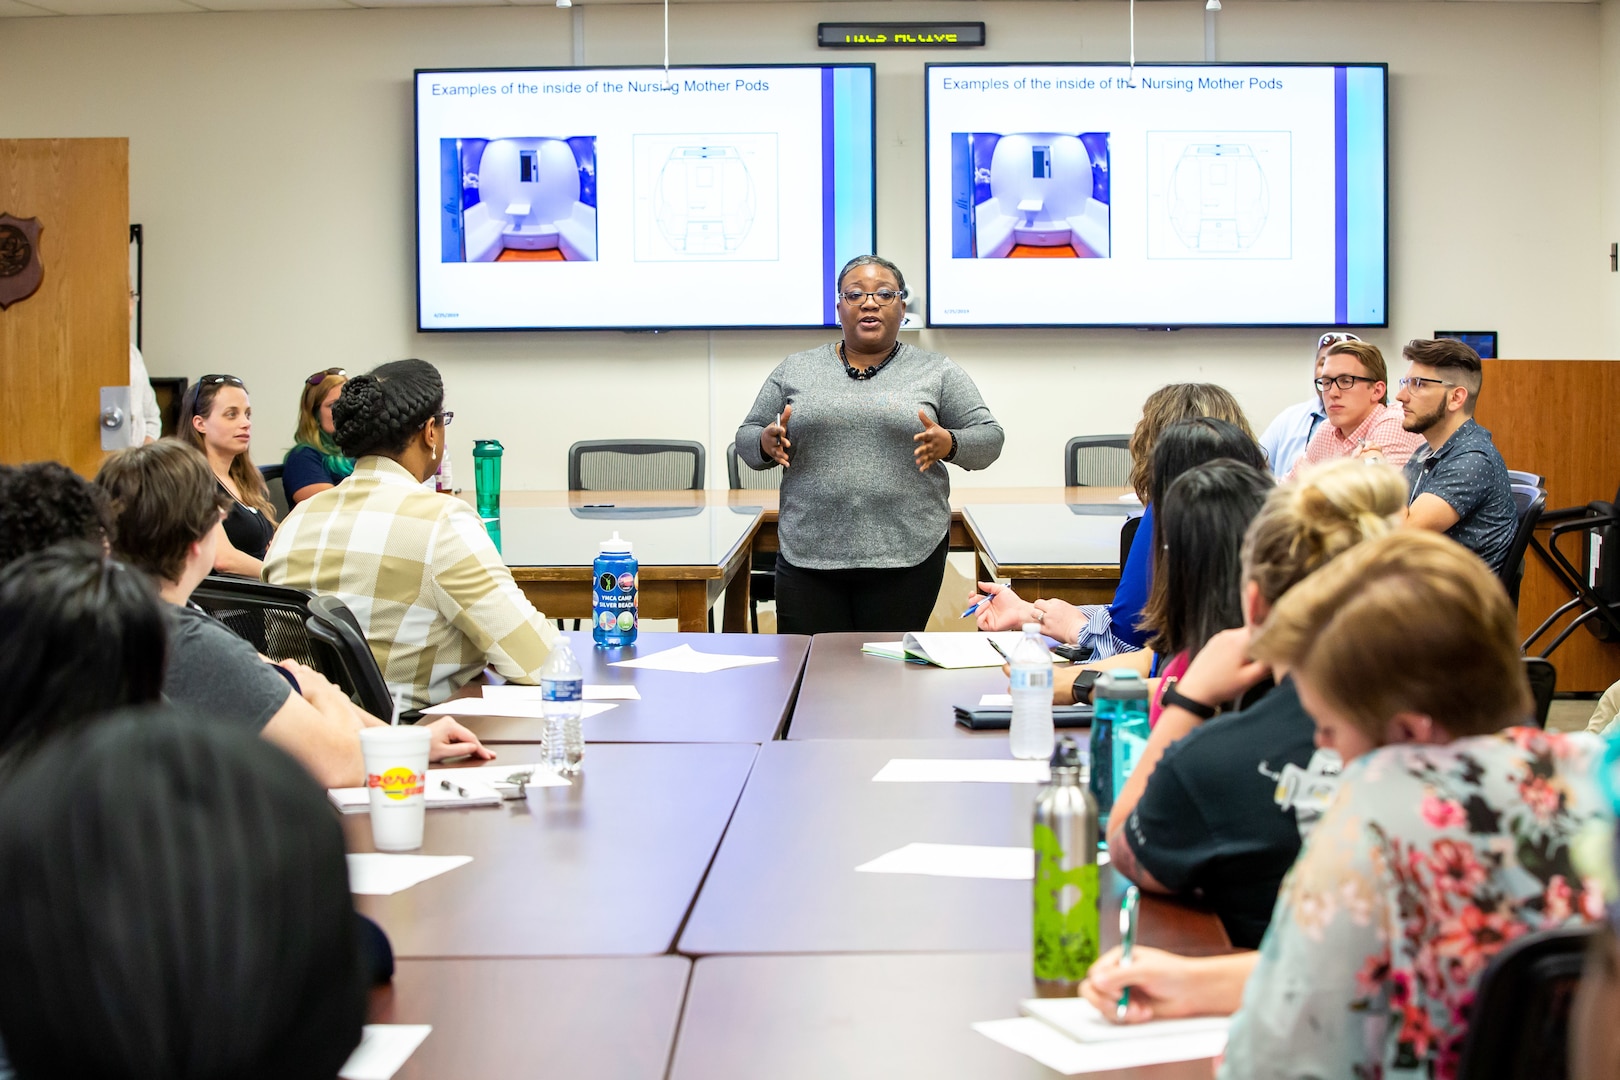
[0,214,43,310]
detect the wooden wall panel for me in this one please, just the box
[1476,360,1620,693]
[0,138,129,477]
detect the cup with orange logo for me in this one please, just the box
[360,727,433,852]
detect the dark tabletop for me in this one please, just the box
[449,631,810,743]
[670,952,1221,1080]
[786,632,1017,740]
[678,739,1230,957]
[347,742,758,957]
[373,956,689,1080]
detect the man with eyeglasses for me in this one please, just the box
[1258,332,1357,478]
[1284,339,1424,481]
[1395,338,1516,571]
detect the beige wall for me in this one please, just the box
[0,0,1606,489]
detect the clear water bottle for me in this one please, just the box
[1092,671,1150,831]
[1009,623,1055,761]
[539,640,584,775]
[1032,735,1100,996]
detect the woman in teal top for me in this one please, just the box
[283,368,354,506]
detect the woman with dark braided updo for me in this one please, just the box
[264,359,558,710]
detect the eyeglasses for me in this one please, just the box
[1317,332,1361,348]
[198,374,246,388]
[305,367,347,386]
[419,410,454,431]
[839,288,904,307]
[1398,376,1454,392]
[1314,374,1378,392]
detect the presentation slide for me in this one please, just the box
[925,64,1386,328]
[416,65,875,331]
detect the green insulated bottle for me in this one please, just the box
[472,439,503,521]
[1032,735,1100,996]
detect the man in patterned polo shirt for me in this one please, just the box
[1396,338,1517,572]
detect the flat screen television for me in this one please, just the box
[416,65,876,331]
[924,63,1387,328]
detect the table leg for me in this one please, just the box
[676,581,710,633]
[722,565,751,633]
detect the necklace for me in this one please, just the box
[839,340,902,381]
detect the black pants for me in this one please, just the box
[775,535,950,636]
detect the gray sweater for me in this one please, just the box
[736,342,1004,570]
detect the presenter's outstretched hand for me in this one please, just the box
[914,409,952,471]
[762,404,793,468]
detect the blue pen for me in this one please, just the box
[961,595,988,619]
[1117,886,1140,1021]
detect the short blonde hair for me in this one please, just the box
[1126,383,1254,501]
[1250,531,1530,742]
[1242,459,1408,606]
[1325,340,1390,404]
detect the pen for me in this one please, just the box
[961,593,989,619]
[440,779,470,798]
[1117,886,1140,1021]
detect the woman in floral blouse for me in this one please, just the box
[1080,531,1607,1080]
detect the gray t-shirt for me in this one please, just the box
[163,603,291,732]
[735,342,1004,570]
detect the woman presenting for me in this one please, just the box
[736,256,1003,635]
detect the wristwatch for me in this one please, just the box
[1160,678,1217,720]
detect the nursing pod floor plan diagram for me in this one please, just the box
[1146,131,1292,259]
[633,134,780,261]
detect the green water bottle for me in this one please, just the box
[473,439,503,521]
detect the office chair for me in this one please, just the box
[567,440,706,492]
[305,593,395,721]
[727,443,778,633]
[1454,924,1594,1080]
[1501,484,1547,608]
[1064,436,1132,488]
[1522,657,1556,729]
[1523,481,1620,659]
[1507,469,1544,489]
[1119,514,1142,571]
[259,462,290,522]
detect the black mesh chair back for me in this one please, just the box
[568,440,705,491]
[259,462,291,521]
[189,575,325,668]
[1454,924,1594,1080]
[305,594,395,721]
[1522,657,1556,729]
[1065,436,1132,488]
[1502,484,1547,607]
[726,443,782,492]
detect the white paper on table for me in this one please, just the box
[419,698,619,721]
[346,854,472,896]
[480,684,641,701]
[972,1017,1226,1075]
[339,1025,433,1080]
[872,759,1050,785]
[608,643,779,674]
[978,693,1013,707]
[855,842,1033,880]
[1118,491,1143,505]
[329,776,502,814]
[1020,998,1231,1043]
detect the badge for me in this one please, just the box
[0,214,44,310]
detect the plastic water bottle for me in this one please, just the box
[539,640,584,775]
[593,532,638,648]
[1032,735,1100,996]
[1009,623,1055,760]
[1092,671,1150,831]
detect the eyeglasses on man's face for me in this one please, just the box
[1397,376,1454,392]
[1315,374,1378,392]
[839,288,904,307]
[305,367,347,386]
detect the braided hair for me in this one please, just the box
[331,359,445,460]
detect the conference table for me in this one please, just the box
[442,630,810,744]
[963,501,1140,608]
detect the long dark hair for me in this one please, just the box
[0,542,166,764]
[1139,459,1274,659]
[1148,417,1269,505]
[0,709,367,1079]
[332,358,445,460]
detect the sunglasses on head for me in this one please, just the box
[1317,332,1361,348]
[305,367,347,387]
[198,374,246,388]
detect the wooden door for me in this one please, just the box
[0,138,129,476]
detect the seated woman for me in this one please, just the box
[1107,459,1408,948]
[283,367,354,506]
[0,710,369,1080]
[264,358,559,710]
[1080,531,1605,1080]
[975,383,1255,661]
[179,373,277,575]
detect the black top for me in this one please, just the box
[1120,676,1321,949]
[1403,418,1516,571]
[281,445,345,504]
[219,480,275,561]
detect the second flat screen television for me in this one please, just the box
[417,65,875,331]
[925,63,1388,328]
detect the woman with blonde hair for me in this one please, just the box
[1082,530,1604,1080]
[282,368,354,506]
[180,374,276,576]
[1107,458,1408,947]
[975,382,1255,661]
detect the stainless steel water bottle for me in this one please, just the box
[1032,735,1101,997]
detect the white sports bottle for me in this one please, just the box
[1008,623,1056,760]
